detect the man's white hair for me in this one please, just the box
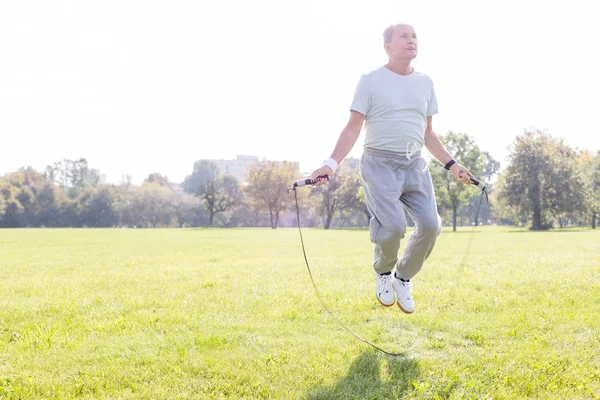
[383,23,412,43]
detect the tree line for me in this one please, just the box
[1,129,598,230]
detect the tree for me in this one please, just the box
[79,185,119,227]
[481,151,501,182]
[487,173,525,226]
[171,190,203,227]
[311,158,363,229]
[145,173,170,187]
[592,151,600,228]
[475,151,500,226]
[0,192,5,219]
[460,191,493,226]
[35,183,65,227]
[336,168,368,227]
[3,167,48,227]
[228,202,267,227]
[311,172,343,229]
[245,160,301,229]
[44,158,100,198]
[429,132,495,231]
[60,197,82,227]
[113,183,173,228]
[1,200,24,228]
[0,178,20,227]
[456,151,501,226]
[138,182,176,228]
[113,186,137,228]
[183,160,242,226]
[578,150,600,229]
[498,129,585,230]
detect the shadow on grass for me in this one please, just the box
[305,350,419,399]
[501,228,593,233]
[446,228,595,234]
[440,230,484,234]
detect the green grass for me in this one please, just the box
[1,226,599,399]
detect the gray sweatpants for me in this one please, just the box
[359,147,442,279]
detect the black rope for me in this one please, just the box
[292,188,404,357]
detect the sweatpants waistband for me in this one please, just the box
[363,147,422,160]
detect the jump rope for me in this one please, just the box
[289,172,488,356]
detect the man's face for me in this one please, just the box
[385,25,418,60]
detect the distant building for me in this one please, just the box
[212,155,260,183]
[90,168,107,185]
[170,182,184,194]
[213,155,301,184]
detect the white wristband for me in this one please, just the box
[324,157,339,174]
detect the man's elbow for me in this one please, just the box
[343,125,361,140]
[424,129,435,143]
[425,126,436,136]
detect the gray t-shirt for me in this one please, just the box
[350,66,438,154]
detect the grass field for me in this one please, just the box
[1,226,599,399]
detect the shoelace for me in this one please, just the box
[398,280,412,298]
[380,274,393,293]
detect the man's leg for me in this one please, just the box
[389,157,441,313]
[395,157,442,280]
[360,152,409,307]
[360,153,408,274]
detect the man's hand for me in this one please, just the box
[450,163,473,184]
[309,165,333,186]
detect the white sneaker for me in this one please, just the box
[375,273,395,307]
[392,276,415,314]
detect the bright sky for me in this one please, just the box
[1,0,598,184]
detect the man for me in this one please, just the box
[310,23,473,314]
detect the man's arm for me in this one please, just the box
[424,116,472,184]
[309,111,365,185]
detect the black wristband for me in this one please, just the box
[444,160,456,170]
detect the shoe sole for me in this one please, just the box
[397,301,414,314]
[376,295,395,307]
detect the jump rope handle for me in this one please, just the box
[460,172,488,203]
[293,175,329,188]
[459,171,486,190]
[469,176,485,190]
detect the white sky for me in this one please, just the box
[1,0,598,184]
